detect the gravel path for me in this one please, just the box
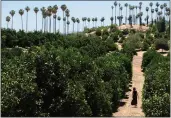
[113,51,145,117]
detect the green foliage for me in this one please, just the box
[110,32,119,42]
[156,17,166,32]
[122,29,129,35]
[96,28,102,36]
[2,28,131,117]
[154,38,169,51]
[122,34,143,57]
[141,49,161,71]
[142,50,170,117]
[141,41,150,51]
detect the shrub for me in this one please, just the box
[96,29,102,36]
[154,38,169,51]
[141,41,150,51]
[142,52,170,117]
[110,33,119,42]
[122,29,129,35]
[141,49,161,71]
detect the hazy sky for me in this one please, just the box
[1,1,170,33]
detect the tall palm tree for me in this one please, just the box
[63,17,66,33]
[87,18,90,28]
[110,17,114,25]
[117,16,120,26]
[25,6,30,32]
[66,12,70,34]
[149,2,153,22]
[139,2,142,12]
[92,18,95,27]
[120,15,123,25]
[52,5,58,33]
[57,16,61,32]
[120,6,123,16]
[67,21,70,34]
[47,6,52,33]
[102,17,105,26]
[151,9,154,24]
[164,3,167,19]
[111,6,114,24]
[42,11,47,32]
[114,1,117,24]
[165,7,170,21]
[135,6,138,24]
[45,10,49,32]
[100,17,103,26]
[76,18,80,33]
[132,6,135,25]
[156,2,160,8]
[53,14,57,33]
[157,11,162,19]
[119,3,121,17]
[65,9,70,34]
[125,3,128,24]
[155,8,159,21]
[34,7,39,31]
[84,17,87,28]
[146,7,149,17]
[128,15,132,27]
[82,17,85,30]
[139,12,143,26]
[10,10,15,29]
[6,16,10,29]
[71,17,75,33]
[160,5,164,17]
[94,17,97,27]
[41,7,46,32]
[146,15,149,26]
[61,4,67,34]
[19,9,24,30]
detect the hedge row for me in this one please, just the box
[142,50,170,117]
[2,33,132,117]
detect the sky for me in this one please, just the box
[1,1,170,33]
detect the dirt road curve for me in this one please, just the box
[113,51,145,117]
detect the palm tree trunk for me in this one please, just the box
[53,18,54,33]
[47,17,48,32]
[49,16,51,33]
[12,16,13,29]
[26,12,28,32]
[21,16,23,30]
[44,18,46,32]
[36,13,37,31]
[55,15,57,33]
[63,12,64,34]
[136,9,137,24]
[151,7,152,22]
[77,23,78,33]
[115,6,116,24]
[73,22,74,33]
[7,22,8,29]
[59,21,60,33]
[42,17,44,32]
[112,9,113,24]
[55,18,56,33]
[68,24,69,34]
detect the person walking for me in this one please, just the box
[131,87,139,107]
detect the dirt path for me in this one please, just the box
[113,51,145,117]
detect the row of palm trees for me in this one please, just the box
[111,1,170,26]
[5,1,170,33]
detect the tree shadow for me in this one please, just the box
[119,101,126,107]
